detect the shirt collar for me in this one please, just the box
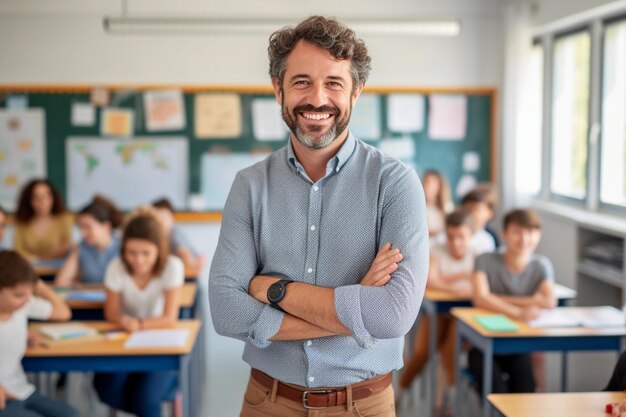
[287,130,356,174]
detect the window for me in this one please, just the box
[550,31,590,200]
[515,44,544,197]
[600,19,626,208]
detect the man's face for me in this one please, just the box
[272,40,362,149]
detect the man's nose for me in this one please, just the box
[307,82,327,108]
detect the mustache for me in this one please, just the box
[293,104,339,115]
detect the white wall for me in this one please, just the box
[0,0,503,86]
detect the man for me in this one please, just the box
[209,15,428,417]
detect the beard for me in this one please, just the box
[281,100,351,149]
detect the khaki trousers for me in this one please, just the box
[239,374,395,417]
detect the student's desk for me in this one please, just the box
[59,283,198,320]
[23,320,201,417]
[419,284,576,416]
[451,307,626,417]
[38,264,199,282]
[487,391,626,417]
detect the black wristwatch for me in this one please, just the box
[267,279,293,312]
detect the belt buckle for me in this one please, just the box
[302,390,332,410]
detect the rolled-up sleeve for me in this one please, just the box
[334,168,428,348]
[209,172,284,348]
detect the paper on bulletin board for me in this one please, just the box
[143,89,186,132]
[7,95,28,110]
[90,87,110,107]
[350,94,382,141]
[194,93,242,139]
[387,94,425,133]
[428,94,467,140]
[379,136,415,160]
[201,152,270,210]
[71,103,95,127]
[251,98,288,141]
[0,109,46,211]
[463,151,480,172]
[101,108,134,137]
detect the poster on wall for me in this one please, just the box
[0,109,46,211]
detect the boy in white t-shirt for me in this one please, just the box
[0,250,80,417]
[399,210,476,414]
[462,185,499,254]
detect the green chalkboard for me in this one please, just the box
[0,86,495,210]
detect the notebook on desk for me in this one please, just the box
[475,315,520,332]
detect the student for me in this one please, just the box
[93,207,184,417]
[422,170,453,240]
[0,250,80,417]
[152,198,203,275]
[469,208,556,393]
[398,210,476,413]
[0,205,6,251]
[13,179,73,263]
[605,352,626,416]
[54,196,123,287]
[461,185,499,253]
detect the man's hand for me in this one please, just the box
[360,242,403,287]
[517,306,541,322]
[248,275,281,304]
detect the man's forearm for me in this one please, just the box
[271,314,338,340]
[249,276,351,336]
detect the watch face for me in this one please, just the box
[268,283,285,303]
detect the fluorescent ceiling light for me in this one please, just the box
[103,17,461,37]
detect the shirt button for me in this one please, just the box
[309,377,315,382]
[313,185,319,191]
[307,268,313,273]
[310,225,316,231]
[307,340,312,346]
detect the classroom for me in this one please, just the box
[0,0,625,416]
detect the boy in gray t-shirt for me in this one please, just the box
[469,208,556,394]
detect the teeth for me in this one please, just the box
[302,113,331,120]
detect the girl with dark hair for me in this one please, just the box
[93,206,184,417]
[13,179,73,262]
[54,195,123,287]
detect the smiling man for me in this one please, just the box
[209,16,429,417]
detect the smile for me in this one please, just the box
[300,112,332,121]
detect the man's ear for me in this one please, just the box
[272,78,283,105]
[351,83,364,109]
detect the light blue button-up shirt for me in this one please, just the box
[209,132,428,388]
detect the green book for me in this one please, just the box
[475,315,520,332]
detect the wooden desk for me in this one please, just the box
[488,392,625,417]
[419,284,576,417]
[24,320,201,417]
[59,283,198,320]
[452,307,626,417]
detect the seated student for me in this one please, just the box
[469,208,556,394]
[152,198,204,275]
[605,351,626,416]
[398,210,476,413]
[0,205,6,250]
[461,185,500,253]
[0,250,80,417]
[13,179,73,263]
[93,207,184,417]
[421,170,454,242]
[54,195,123,287]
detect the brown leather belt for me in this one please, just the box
[251,369,392,410]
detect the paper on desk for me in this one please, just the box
[124,329,189,348]
[529,309,580,328]
[578,306,624,328]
